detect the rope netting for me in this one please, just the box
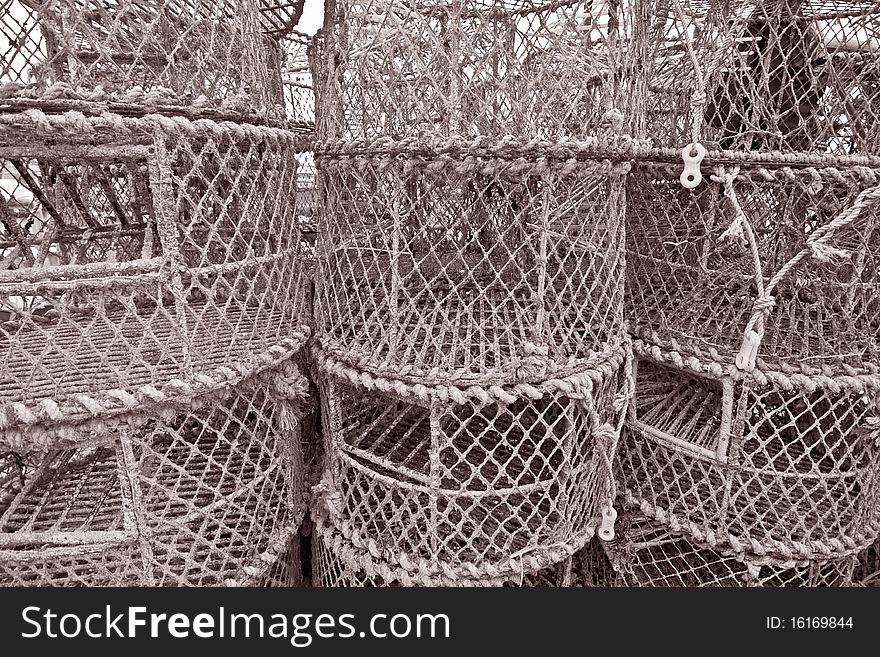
[0,360,308,586]
[0,0,312,584]
[0,111,311,431]
[283,31,317,266]
[627,161,880,372]
[637,1,880,160]
[310,346,630,584]
[854,540,880,586]
[313,1,635,385]
[283,30,315,126]
[619,355,880,559]
[316,151,629,385]
[622,122,880,566]
[315,0,631,141]
[603,511,859,587]
[0,0,304,122]
[305,0,638,586]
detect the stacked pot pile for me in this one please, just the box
[614,0,880,586]
[308,0,638,586]
[0,0,312,585]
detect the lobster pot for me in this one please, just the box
[607,513,858,587]
[311,515,591,587]
[0,360,307,586]
[0,0,300,120]
[313,348,629,583]
[316,0,629,141]
[0,112,310,417]
[317,152,629,386]
[619,354,880,560]
[627,162,880,370]
[636,1,880,158]
[854,541,880,587]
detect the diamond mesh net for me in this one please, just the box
[636,1,880,160]
[854,540,880,586]
[619,356,880,559]
[0,360,307,586]
[315,0,630,141]
[0,112,311,430]
[627,161,880,372]
[283,30,314,126]
[605,512,858,587]
[315,152,629,386]
[313,2,632,385]
[0,0,302,121]
[311,347,630,584]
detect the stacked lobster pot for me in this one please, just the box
[617,0,880,586]
[309,0,636,586]
[0,0,312,585]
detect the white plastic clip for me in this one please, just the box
[735,329,761,371]
[680,143,706,189]
[598,504,618,541]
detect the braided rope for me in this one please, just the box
[0,330,310,448]
[623,490,879,561]
[313,344,626,405]
[731,181,880,370]
[0,108,310,146]
[0,82,313,129]
[607,509,861,586]
[310,511,597,587]
[632,337,880,392]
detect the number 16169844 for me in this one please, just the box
[766,617,853,630]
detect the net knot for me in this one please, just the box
[752,295,776,313]
[600,108,624,132]
[513,341,549,383]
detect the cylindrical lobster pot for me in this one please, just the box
[0,359,308,586]
[316,152,629,385]
[312,1,634,383]
[312,347,630,584]
[619,353,880,560]
[0,111,311,420]
[0,0,300,121]
[316,0,628,142]
[627,161,880,370]
[634,1,880,160]
[606,512,858,587]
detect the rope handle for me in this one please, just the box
[729,179,880,370]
